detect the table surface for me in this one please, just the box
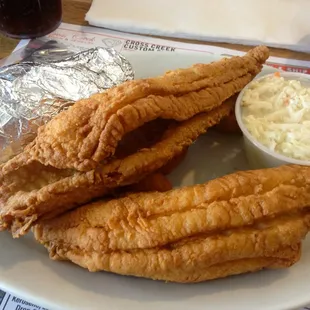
[1,0,310,60]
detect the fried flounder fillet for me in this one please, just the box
[2,45,269,173]
[215,94,242,134]
[0,46,269,237]
[125,172,172,193]
[0,104,232,237]
[34,165,310,283]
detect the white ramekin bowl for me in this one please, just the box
[235,72,310,169]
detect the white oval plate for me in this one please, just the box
[0,51,309,310]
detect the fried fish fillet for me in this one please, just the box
[2,45,269,173]
[0,104,232,237]
[33,165,310,283]
[0,46,269,237]
[159,147,188,175]
[124,172,172,193]
[215,94,242,134]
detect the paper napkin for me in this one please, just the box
[85,0,310,52]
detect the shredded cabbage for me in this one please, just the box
[241,74,310,160]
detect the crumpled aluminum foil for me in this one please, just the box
[0,46,134,163]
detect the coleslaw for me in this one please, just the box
[241,73,310,160]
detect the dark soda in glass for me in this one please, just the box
[0,0,62,39]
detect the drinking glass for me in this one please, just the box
[0,0,62,39]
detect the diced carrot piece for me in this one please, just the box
[274,72,281,77]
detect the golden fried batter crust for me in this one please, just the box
[125,173,172,193]
[0,104,232,237]
[0,46,269,237]
[2,46,269,173]
[33,165,310,282]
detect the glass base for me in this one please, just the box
[0,20,61,40]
